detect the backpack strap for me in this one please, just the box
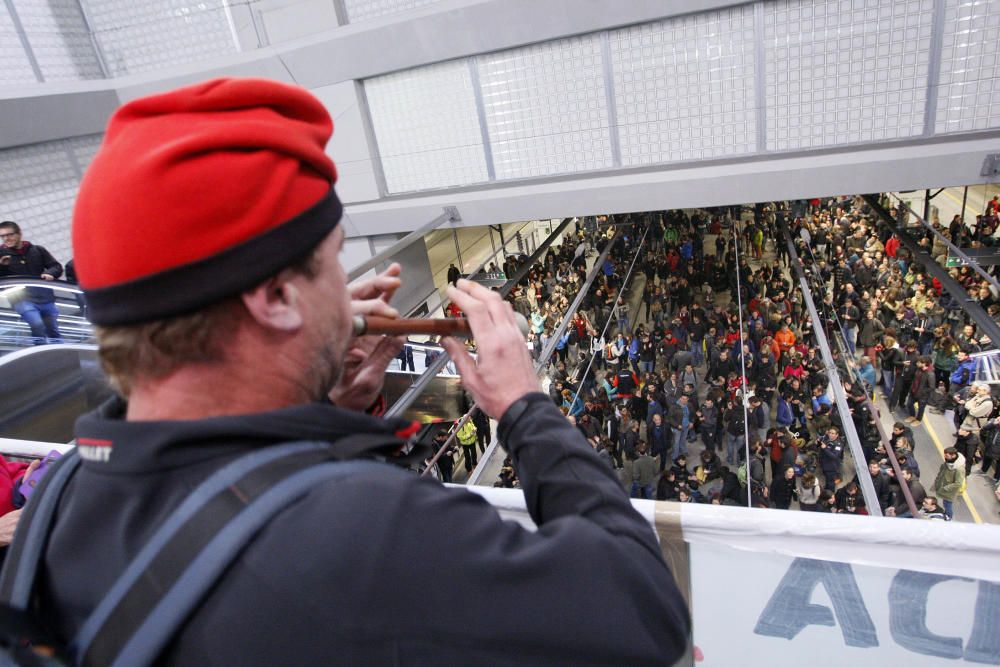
[0,450,81,609]
[72,440,395,667]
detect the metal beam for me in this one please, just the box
[468,57,496,182]
[863,195,1000,350]
[347,207,459,282]
[782,225,884,517]
[385,217,574,418]
[3,0,43,82]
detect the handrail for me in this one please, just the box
[785,224,918,518]
[781,223,884,516]
[886,192,1000,294]
[863,194,1000,350]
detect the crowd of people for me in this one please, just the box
[436,194,1000,520]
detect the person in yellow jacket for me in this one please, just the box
[456,419,479,472]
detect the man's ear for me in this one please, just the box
[242,272,304,332]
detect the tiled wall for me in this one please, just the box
[763,0,932,151]
[479,34,613,180]
[365,60,489,193]
[0,2,38,86]
[0,135,103,264]
[363,0,1000,194]
[937,0,1000,133]
[84,0,238,77]
[610,5,758,166]
[13,0,103,81]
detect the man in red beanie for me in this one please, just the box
[29,78,687,664]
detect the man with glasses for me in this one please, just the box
[0,220,63,344]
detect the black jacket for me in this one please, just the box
[40,395,689,664]
[0,242,63,304]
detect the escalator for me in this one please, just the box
[0,215,582,447]
[0,279,92,354]
[0,278,470,445]
[0,278,108,443]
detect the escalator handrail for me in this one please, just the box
[0,342,99,369]
[0,277,82,292]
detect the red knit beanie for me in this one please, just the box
[72,77,341,326]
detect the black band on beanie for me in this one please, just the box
[84,189,342,326]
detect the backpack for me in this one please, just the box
[0,440,396,666]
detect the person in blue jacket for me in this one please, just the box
[36,78,689,665]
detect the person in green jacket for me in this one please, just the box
[456,419,479,472]
[932,336,959,390]
[933,447,966,520]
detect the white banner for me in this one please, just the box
[691,542,998,665]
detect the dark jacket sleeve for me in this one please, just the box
[36,245,63,279]
[287,393,691,664]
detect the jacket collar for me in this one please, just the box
[74,396,429,473]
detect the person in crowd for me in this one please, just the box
[960,382,994,436]
[978,417,1000,481]
[904,356,935,425]
[918,496,949,520]
[818,426,846,492]
[792,468,823,512]
[33,79,689,663]
[455,418,479,473]
[933,447,967,520]
[835,482,868,515]
[630,442,657,500]
[769,465,797,510]
[954,427,980,477]
[0,220,64,345]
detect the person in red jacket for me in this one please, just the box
[885,233,900,258]
[0,455,39,549]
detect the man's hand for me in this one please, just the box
[328,263,404,412]
[0,509,22,547]
[442,280,540,419]
[41,274,54,281]
[0,256,9,265]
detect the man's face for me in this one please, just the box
[0,227,20,249]
[300,226,352,399]
[869,462,880,476]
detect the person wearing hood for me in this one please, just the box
[933,447,967,520]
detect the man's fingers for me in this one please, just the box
[352,298,399,320]
[349,263,402,301]
[441,338,482,391]
[446,285,497,334]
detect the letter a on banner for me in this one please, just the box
[754,557,878,648]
